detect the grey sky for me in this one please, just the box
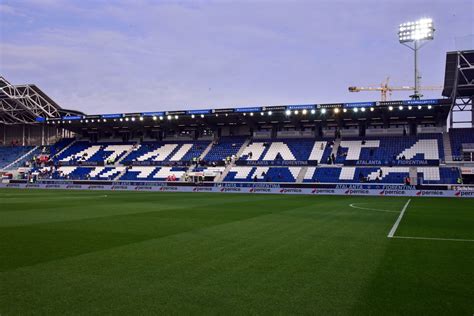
[0,0,472,114]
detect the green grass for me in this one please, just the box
[0,189,473,315]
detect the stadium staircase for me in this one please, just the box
[409,166,418,185]
[330,138,341,161]
[2,146,39,171]
[115,143,139,165]
[216,138,251,182]
[187,141,214,173]
[296,167,307,183]
[54,140,77,159]
[442,131,453,162]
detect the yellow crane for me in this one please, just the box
[348,77,443,101]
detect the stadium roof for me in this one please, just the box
[0,76,83,125]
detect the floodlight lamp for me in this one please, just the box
[139,117,144,121]
[408,106,413,110]
[85,120,89,123]
[191,115,195,119]
[302,109,307,115]
[398,18,434,43]
[427,105,432,109]
[125,118,129,122]
[159,116,164,120]
[294,110,299,115]
[268,111,272,116]
[343,108,347,113]
[310,109,316,114]
[361,107,366,112]
[285,110,291,116]
[399,106,403,110]
[334,108,339,114]
[200,114,204,118]
[167,115,172,120]
[353,108,358,113]
[260,112,264,116]
[153,116,157,121]
[131,117,135,122]
[119,118,123,122]
[174,115,178,119]
[370,107,374,112]
[418,105,422,110]
[388,106,393,111]
[103,119,107,122]
[321,108,327,114]
[250,112,254,116]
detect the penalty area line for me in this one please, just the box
[387,198,411,238]
[349,203,399,213]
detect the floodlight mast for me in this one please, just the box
[398,18,435,100]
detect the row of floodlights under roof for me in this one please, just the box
[46,106,433,124]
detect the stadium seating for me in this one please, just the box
[203,136,247,162]
[55,141,134,163]
[224,166,301,182]
[119,166,187,181]
[239,139,331,162]
[0,146,36,169]
[335,134,444,164]
[122,141,209,164]
[449,128,474,160]
[303,167,408,184]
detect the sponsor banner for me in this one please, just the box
[346,160,439,166]
[0,183,472,198]
[236,160,318,166]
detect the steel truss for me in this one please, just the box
[449,51,474,127]
[0,76,79,125]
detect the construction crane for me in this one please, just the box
[348,77,443,101]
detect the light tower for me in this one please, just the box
[398,18,435,100]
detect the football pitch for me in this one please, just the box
[0,189,473,315]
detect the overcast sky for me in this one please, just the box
[0,0,473,114]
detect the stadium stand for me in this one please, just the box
[0,146,37,169]
[224,166,301,182]
[203,136,247,162]
[449,128,474,161]
[239,139,331,162]
[335,134,444,164]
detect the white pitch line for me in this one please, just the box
[387,198,411,238]
[349,203,399,213]
[392,236,474,242]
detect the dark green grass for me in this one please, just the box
[0,189,473,315]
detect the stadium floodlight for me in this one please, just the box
[200,114,204,118]
[174,115,178,119]
[417,105,422,110]
[361,107,366,112]
[268,111,272,116]
[191,115,195,119]
[428,105,432,109]
[159,116,164,120]
[399,106,403,110]
[398,18,435,100]
[353,108,358,113]
[167,115,172,120]
[333,108,339,114]
[294,110,299,115]
[131,117,135,122]
[370,107,374,112]
[139,117,144,121]
[388,106,394,111]
[302,109,307,115]
[250,112,254,116]
[285,110,291,116]
[321,108,326,114]
[310,109,316,114]
[260,112,264,116]
[343,109,347,113]
[408,106,413,110]
[152,116,157,121]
